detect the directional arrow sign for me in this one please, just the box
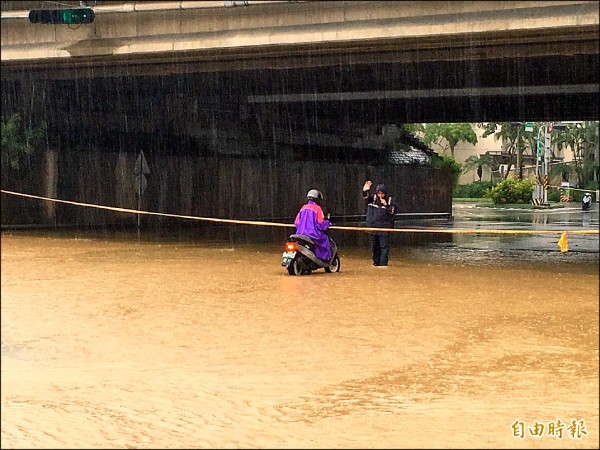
[133,150,150,175]
[133,150,150,195]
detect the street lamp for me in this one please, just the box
[533,124,546,204]
[510,122,523,179]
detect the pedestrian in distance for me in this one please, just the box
[362,180,396,267]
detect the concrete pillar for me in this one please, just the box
[43,148,58,221]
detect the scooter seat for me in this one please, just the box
[290,234,315,245]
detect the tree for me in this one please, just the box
[462,153,495,182]
[553,121,599,189]
[1,113,46,170]
[477,122,532,180]
[549,162,571,184]
[431,153,462,187]
[417,123,478,158]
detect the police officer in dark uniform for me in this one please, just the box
[362,180,396,267]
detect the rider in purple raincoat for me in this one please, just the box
[294,189,331,261]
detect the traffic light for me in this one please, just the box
[28,8,95,25]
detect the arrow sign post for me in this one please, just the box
[132,150,150,235]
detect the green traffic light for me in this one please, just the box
[29,8,94,24]
[62,9,92,24]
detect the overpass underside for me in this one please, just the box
[1,1,598,148]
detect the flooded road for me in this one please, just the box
[1,205,598,449]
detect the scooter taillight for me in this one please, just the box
[285,242,298,251]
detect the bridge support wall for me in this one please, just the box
[1,148,453,232]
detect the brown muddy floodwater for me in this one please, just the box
[1,231,598,449]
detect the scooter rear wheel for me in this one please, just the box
[325,254,341,273]
[287,260,303,276]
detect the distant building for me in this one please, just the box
[416,123,582,185]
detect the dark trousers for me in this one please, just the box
[370,232,390,266]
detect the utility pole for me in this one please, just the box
[515,122,522,179]
[533,122,557,205]
[542,122,553,205]
[533,123,547,205]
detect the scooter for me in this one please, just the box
[582,192,592,211]
[281,233,341,276]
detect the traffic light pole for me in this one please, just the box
[533,125,545,205]
[516,125,522,179]
[543,125,552,205]
[533,123,553,206]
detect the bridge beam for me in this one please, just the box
[1,1,598,75]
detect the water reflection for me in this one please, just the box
[454,202,599,227]
[446,203,599,257]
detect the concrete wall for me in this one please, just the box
[1,148,453,228]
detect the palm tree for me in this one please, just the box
[477,122,528,179]
[462,153,495,182]
[553,122,599,188]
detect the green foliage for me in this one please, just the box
[400,123,420,135]
[579,159,599,186]
[584,180,599,191]
[419,123,478,157]
[431,153,462,187]
[453,181,495,198]
[547,189,561,202]
[549,162,572,183]
[1,113,46,170]
[462,153,495,181]
[488,178,536,204]
[553,121,599,188]
[478,121,536,150]
[478,121,599,183]
[572,190,586,203]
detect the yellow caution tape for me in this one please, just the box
[2,189,598,235]
[548,185,596,193]
[1,190,292,228]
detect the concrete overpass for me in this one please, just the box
[1,0,599,139]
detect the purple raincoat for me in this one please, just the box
[294,200,331,261]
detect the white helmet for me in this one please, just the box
[307,189,323,203]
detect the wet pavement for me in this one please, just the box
[448,202,599,255]
[452,201,599,230]
[331,201,599,264]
